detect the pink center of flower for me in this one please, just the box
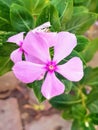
[46,61,57,72]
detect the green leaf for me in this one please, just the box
[18,0,47,15]
[81,67,98,86]
[61,0,73,30]
[62,79,73,94]
[65,50,86,65]
[10,4,34,32]
[62,107,73,120]
[0,42,17,57]
[32,0,47,15]
[72,104,86,120]
[74,0,86,4]
[18,0,36,12]
[71,119,95,130]
[89,113,98,125]
[0,0,22,8]
[51,0,67,16]
[0,0,10,20]
[0,0,12,31]
[36,3,61,31]
[0,56,13,76]
[28,80,45,103]
[88,100,98,114]
[75,35,89,52]
[87,88,98,105]
[0,31,16,44]
[81,38,98,62]
[0,31,17,57]
[73,6,88,15]
[65,12,97,34]
[49,93,82,109]
[74,0,91,6]
[0,17,12,31]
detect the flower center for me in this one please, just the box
[49,65,54,70]
[46,61,57,72]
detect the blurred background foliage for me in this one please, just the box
[0,0,98,130]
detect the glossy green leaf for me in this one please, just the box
[28,80,45,103]
[0,42,17,57]
[87,88,98,105]
[50,0,67,16]
[0,0,22,7]
[32,0,48,15]
[0,31,16,44]
[74,0,91,6]
[75,35,89,52]
[0,56,13,76]
[62,79,73,94]
[81,38,98,62]
[18,0,47,15]
[81,67,98,86]
[74,0,87,4]
[65,12,97,34]
[72,104,86,120]
[36,3,61,31]
[71,119,95,130]
[0,18,12,31]
[50,93,82,109]
[0,0,10,20]
[61,0,73,30]
[65,50,86,65]
[10,4,34,32]
[0,0,12,31]
[73,6,88,15]
[89,113,98,125]
[62,107,73,120]
[88,100,98,113]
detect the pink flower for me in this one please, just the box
[12,31,84,99]
[7,22,51,63]
[7,32,25,63]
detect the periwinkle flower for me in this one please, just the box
[7,22,51,63]
[7,32,25,63]
[12,31,84,99]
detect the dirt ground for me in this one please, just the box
[0,23,98,130]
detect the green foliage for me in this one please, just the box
[81,67,98,86]
[51,0,73,30]
[71,119,95,130]
[10,4,34,32]
[88,100,98,113]
[49,93,81,109]
[75,35,89,52]
[65,12,97,34]
[36,3,61,31]
[81,38,98,62]
[0,56,13,76]
[28,80,45,103]
[89,113,98,125]
[60,0,73,29]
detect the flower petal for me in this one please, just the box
[41,72,65,99]
[7,32,24,46]
[23,31,50,63]
[37,32,57,47]
[56,57,84,81]
[10,48,22,63]
[25,53,43,64]
[32,22,51,32]
[53,32,77,63]
[12,61,45,83]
